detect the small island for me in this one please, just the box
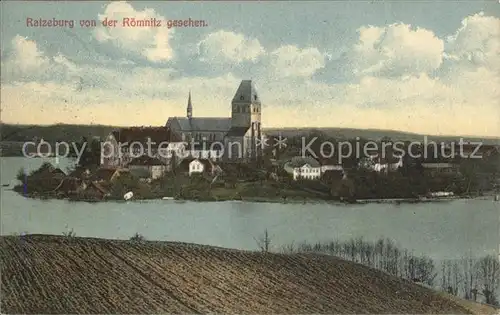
[12,152,498,204]
[9,126,499,204]
[13,161,325,203]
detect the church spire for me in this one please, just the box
[187,90,193,119]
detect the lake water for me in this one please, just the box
[1,157,498,260]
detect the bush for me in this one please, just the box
[130,233,146,242]
[16,168,26,181]
[62,228,76,237]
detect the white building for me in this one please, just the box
[188,158,214,176]
[188,149,221,161]
[293,163,322,180]
[284,156,322,181]
[321,165,344,173]
[158,142,187,160]
[359,155,403,173]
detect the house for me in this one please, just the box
[68,167,91,179]
[53,177,82,196]
[294,164,321,180]
[30,163,66,179]
[91,168,118,182]
[317,157,344,172]
[101,126,178,168]
[421,161,459,174]
[127,156,167,179]
[358,155,402,173]
[76,181,110,200]
[188,143,222,161]
[188,158,215,176]
[315,157,345,183]
[285,156,322,181]
[163,142,188,162]
[320,164,344,172]
[27,163,67,190]
[420,155,460,176]
[166,80,263,162]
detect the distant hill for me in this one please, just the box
[1,123,498,144]
[0,123,120,142]
[264,127,500,145]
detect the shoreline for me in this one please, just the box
[7,187,489,205]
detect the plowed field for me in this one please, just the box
[0,235,490,314]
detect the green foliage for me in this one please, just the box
[77,137,102,168]
[130,233,146,242]
[16,168,26,181]
[178,175,213,200]
[109,173,141,199]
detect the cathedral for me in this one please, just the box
[166,80,263,161]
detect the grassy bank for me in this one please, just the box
[2,234,496,314]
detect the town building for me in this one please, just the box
[127,156,167,179]
[358,155,403,173]
[166,80,263,162]
[188,158,213,176]
[421,161,459,175]
[285,156,322,181]
[101,127,180,168]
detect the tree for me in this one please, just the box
[441,259,461,296]
[77,137,101,168]
[16,168,26,181]
[170,150,177,175]
[461,255,479,301]
[331,177,355,200]
[478,255,499,305]
[254,229,272,253]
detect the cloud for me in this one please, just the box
[348,23,444,78]
[269,45,326,78]
[445,12,500,72]
[2,35,50,79]
[93,1,173,62]
[197,30,265,64]
[1,36,87,85]
[1,10,498,137]
[0,73,242,126]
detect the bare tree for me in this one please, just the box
[254,229,272,253]
[415,256,437,286]
[477,255,500,305]
[461,255,479,301]
[280,241,295,254]
[441,259,461,296]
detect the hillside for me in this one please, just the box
[1,123,499,144]
[264,127,500,144]
[0,123,118,142]
[1,235,496,314]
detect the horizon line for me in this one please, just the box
[1,121,499,141]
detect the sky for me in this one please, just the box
[0,1,499,137]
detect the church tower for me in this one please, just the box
[230,80,262,161]
[187,90,193,120]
